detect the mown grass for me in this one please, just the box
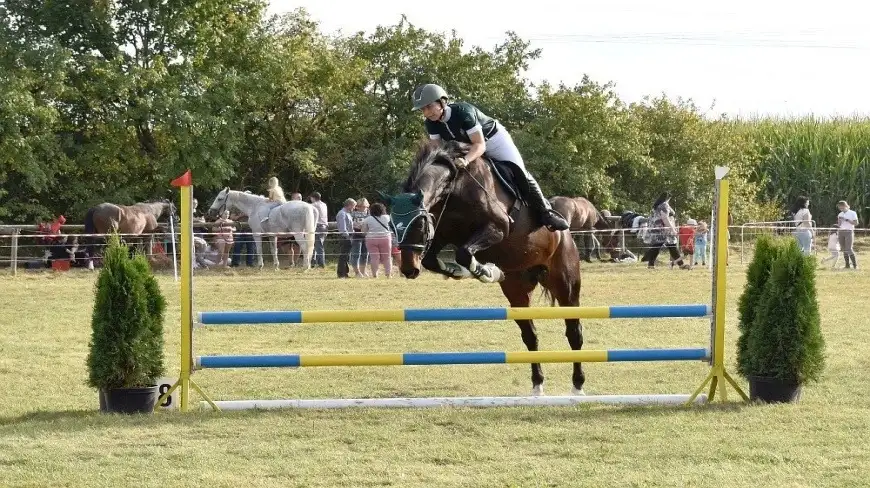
[0,263,868,487]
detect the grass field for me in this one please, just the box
[1,262,868,487]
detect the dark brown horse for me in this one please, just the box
[550,196,615,262]
[381,140,585,396]
[83,201,174,269]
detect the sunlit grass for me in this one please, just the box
[0,263,868,487]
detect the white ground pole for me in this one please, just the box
[202,394,709,411]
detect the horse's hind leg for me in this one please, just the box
[499,273,545,395]
[546,247,586,395]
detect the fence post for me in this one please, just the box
[10,229,19,276]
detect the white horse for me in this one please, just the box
[207,188,317,270]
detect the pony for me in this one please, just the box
[206,188,317,270]
[381,140,585,397]
[549,196,615,262]
[83,201,175,269]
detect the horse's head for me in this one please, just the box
[383,140,465,279]
[378,190,429,278]
[207,187,231,218]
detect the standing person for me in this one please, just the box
[361,203,393,278]
[411,83,569,231]
[837,200,859,269]
[819,226,840,269]
[694,221,709,266]
[335,198,355,278]
[350,198,370,277]
[792,195,814,255]
[309,192,328,268]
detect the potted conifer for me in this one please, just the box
[736,236,826,403]
[86,233,166,414]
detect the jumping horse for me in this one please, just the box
[381,140,585,396]
[550,196,615,262]
[83,201,175,269]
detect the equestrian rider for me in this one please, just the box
[411,83,569,231]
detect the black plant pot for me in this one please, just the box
[103,386,159,414]
[748,375,802,403]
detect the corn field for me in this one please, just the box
[736,117,870,226]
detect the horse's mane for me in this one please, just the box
[402,140,466,192]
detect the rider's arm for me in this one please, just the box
[456,105,486,164]
[464,131,486,162]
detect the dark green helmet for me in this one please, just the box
[411,84,448,110]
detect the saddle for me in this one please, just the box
[483,157,529,217]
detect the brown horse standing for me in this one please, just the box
[550,196,614,262]
[83,201,174,268]
[382,140,585,396]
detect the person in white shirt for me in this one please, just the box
[836,200,859,269]
[308,192,328,268]
[819,226,840,269]
[791,196,814,255]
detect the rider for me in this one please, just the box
[411,83,569,231]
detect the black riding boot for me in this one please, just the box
[524,173,569,231]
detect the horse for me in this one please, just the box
[549,196,615,262]
[206,188,317,270]
[380,140,585,397]
[83,201,175,269]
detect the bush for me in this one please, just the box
[86,234,166,390]
[736,234,780,378]
[738,237,826,383]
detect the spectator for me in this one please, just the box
[361,202,393,278]
[309,192,328,268]
[791,195,814,255]
[694,221,709,266]
[819,225,840,269]
[678,219,697,269]
[837,200,859,270]
[351,198,370,277]
[290,192,302,201]
[230,211,255,267]
[213,210,235,266]
[336,198,355,278]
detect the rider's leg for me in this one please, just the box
[483,129,569,231]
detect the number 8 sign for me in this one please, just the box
[157,377,179,409]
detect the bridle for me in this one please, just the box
[391,165,456,258]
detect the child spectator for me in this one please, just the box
[214,210,235,266]
[819,226,840,269]
[694,221,709,266]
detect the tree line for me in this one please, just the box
[2,2,868,226]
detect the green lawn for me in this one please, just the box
[1,263,868,487]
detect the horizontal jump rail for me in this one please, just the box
[195,348,710,369]
[203,393,710,410]
[197,304,712,325]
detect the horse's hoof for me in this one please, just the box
[531,385,544,397]
[571,388,586,396]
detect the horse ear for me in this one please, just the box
[411,190,424,206]
[376,190,392,205]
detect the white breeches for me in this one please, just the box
[485,126,527,173]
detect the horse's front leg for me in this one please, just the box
[271,235,280,269]
[253,234,265,268]
[420,241,461,279]
[454,225,506,284]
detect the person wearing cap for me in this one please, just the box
[410,83,569,231]
[836,200,859,269]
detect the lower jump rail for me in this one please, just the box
[195,348,710,369]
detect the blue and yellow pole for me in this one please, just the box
[687,168,749,404]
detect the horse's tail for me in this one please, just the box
[302,204,317,269]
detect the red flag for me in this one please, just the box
[171,170,193,187]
